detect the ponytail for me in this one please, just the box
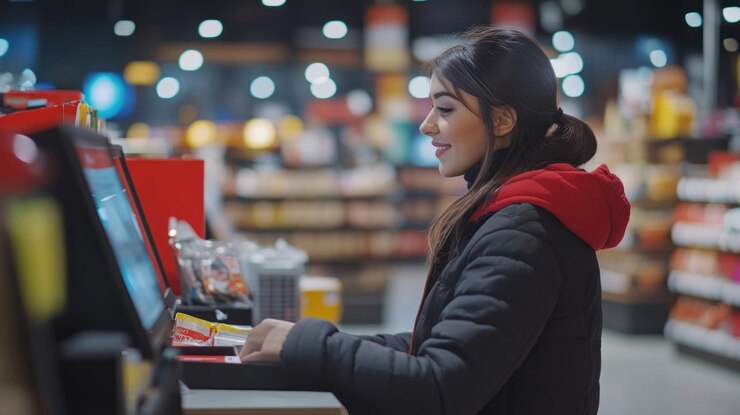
[536,111,597,168]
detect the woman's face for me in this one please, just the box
[419,74,487,178]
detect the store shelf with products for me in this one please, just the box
[220,153,451,323]
[665,320,740,371]
[677,177,740,204]
[224,194,393,202]
[224,201,398,231]
[245,229,428,262]
[592,62,733,336]
[664,295,740,372]
[668,270,740,306]
[217,162,467,325]
[595,153,681,333]
[665,142,740,369]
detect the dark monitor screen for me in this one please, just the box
[111,145,175,310]
[74,142,165,329]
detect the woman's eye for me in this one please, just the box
[436,107,452,114]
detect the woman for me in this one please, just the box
[240,26,630,415]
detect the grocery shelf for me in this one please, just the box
[665,320,740,370]
[224,194,394,202]
[601,269,632,296]
[724,282,740,307]
[677,177,740,204]
[668,270,740,306]
[237,225,397,233]
[400,189,447,198]
[613,230,673,254]
[602,290,675,305]
[308,256,426,266]
[671,222,725,251]
[629,199,681,210]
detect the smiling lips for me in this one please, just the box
[432,142,451,158]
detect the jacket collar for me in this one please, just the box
[470,163,630,251]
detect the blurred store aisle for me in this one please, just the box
[343,267,740,415]
[600,331,740,415]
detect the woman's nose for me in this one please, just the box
[419,111,437,136]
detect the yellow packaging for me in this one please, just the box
[300,276,342,324]
[172,313,250,346]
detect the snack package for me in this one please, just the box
[199,252,249,301]
[171,312,250,347]
[169,217,253,306]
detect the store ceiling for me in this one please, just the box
[5,0,732,42]
[0,0,735,115]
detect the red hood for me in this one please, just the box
[470,163,630,250]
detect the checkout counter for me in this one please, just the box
[3,124,347,415]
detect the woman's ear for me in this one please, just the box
[492,106,517,136]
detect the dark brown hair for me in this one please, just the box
[426,26,597,279]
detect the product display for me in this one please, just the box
[595,151,678,332]
[666,148,740,369]
[594,66,701,334]
[170,218,252,306]
[218,147,465,323]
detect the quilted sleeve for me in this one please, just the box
[280,205,563,415]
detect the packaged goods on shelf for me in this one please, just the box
[671,203,740,253]
[230,164,396,199]
[665,138,740,369]
[247,230,428,262]
[223,199,398,230]
[598,250,668,296]
[665,319,740,362]
[397,166,466,195]
[669,297,732,331]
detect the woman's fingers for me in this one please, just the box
[239,319,295,363]
[238,321,272,359]
[241,350,274,363]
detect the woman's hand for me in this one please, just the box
[239,318,295,363]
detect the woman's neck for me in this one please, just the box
[463,147,511,190]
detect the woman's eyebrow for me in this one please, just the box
[431,91,457,100]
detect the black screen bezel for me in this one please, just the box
[33,126,171,359]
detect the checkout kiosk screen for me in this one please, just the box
[76,144,165,329]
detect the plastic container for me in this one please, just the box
[246,239,308,323]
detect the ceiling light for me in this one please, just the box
[199,20,223,38]
[310,78,337,99]
[323,21,348,39]
[723,7,740,23]
[552,31,575,52]
[262,0,286,6]
[562,75,585,98]
[114,20,136,36]
[649,50,667,68]
[250,76,276,99]
[305,63,330,83]
[179,49,204,71]
[156,77,180,99]
[0,39,9,57]
[685,12,702,28]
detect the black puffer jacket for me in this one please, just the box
[280,163,630,415]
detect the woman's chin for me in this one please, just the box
[438,164,463,178]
